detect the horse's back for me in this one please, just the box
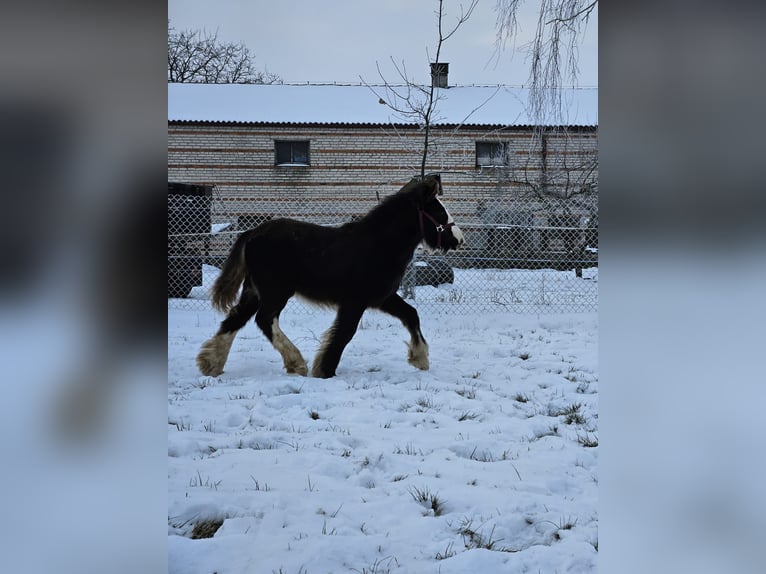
[247,218,346,258]
[242,218,347,281]
[239,218,394,305]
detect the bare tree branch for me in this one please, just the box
[168,21,281,84]
[362,0,478,177]
[492,125,597,213]
[545,0,597,26]
[440,1,479,42]
[494,0,596,123]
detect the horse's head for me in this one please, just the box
[403,173,464,253]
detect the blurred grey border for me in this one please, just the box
[2,2,764,573]
[0,2,166,574]
[601,2,765,573]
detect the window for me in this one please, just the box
[275,140,310,166]
[475,141,508,168]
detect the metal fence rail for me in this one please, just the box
[168,192,598,314]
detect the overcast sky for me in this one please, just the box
[168,0,597,87]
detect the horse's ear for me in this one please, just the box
[422,174,442,200]
[402,173,442,203]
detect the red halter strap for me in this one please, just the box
[418,208,454,250]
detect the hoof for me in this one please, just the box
[408,354,430,371]
[286,361,309,376]
[196,333,234,377]
[196,354,224,377]
[407,341,430,371]
[310,364,335,379]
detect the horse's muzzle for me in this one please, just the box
[447,224,465,250]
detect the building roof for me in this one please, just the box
[168,83,597,127]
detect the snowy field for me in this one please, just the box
[168,272,598,573]
[174,264,598,315]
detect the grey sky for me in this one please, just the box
[168,0,597,87]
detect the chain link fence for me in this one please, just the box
[168,184,597,314]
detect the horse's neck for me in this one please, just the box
[346,204,420,267]
[363,202,420,246]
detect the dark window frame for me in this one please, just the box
[275,140,310,166]
[475,141,509,168]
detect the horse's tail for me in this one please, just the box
[211,231,253,313]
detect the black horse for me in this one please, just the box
[196,174,463,378]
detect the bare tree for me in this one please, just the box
[475,125,597,223]
[503,127,597,204]
[168,21,280,84]
[473,125,597,276]
[494,0,597,123]
[361,1,478,300]
[364,0,478,177]
[490,0,598,267]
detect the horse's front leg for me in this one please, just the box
[378,294,429,371]
[311,304,365,378]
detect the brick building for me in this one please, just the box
[168,81,597,255]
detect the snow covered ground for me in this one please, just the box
[168,270,598,573]
[177,264,598,315]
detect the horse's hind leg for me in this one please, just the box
[311,304,365,378]
[254,293,308,376]
[197,285,259,376]
[378,294,429,371]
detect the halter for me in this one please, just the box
[418,208,454,250]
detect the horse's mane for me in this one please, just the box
[350,180,422,229]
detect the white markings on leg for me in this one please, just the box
[196,332,236,376]
[271,318,308,376]
[407,338,430,371]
